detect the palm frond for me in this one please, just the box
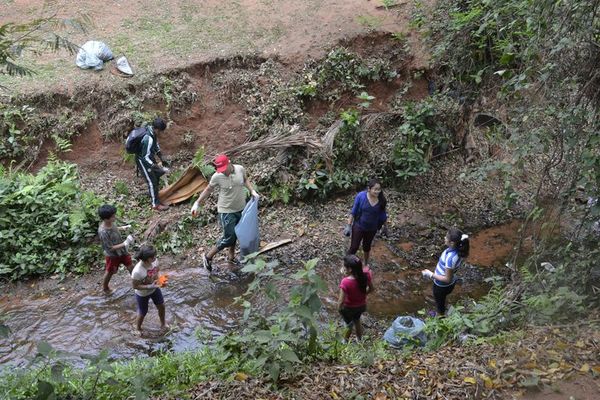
[3,59,35,77]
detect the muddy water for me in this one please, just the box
[0,266,248,367]
[0,222,522,367]
[320,220,525,317]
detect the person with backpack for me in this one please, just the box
[343,178,388,267]
[132,117,170,211]
[421,228,470,316]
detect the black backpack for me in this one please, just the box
[125,127,148,154]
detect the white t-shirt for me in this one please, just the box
[131,260,158,297]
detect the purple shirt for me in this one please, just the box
[350,191,387,232]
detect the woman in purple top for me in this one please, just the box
[344,178,388,266]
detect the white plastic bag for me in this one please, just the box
[116,56,133,75]
[383,316,426,348]
[75,41,114,70]
[235,197,260,257]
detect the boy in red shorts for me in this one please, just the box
[98,204,135,294]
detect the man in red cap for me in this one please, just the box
[190,154,259,271]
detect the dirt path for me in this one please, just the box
[1,0,430,94]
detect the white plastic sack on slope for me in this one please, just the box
[75,41,114,70]
[116,56,133,75]
[383,316,426,349]
[234,197,260,258]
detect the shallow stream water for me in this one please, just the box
[0,221,524,367]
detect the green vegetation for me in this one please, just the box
[218,258,326,381]
[0,102,97,168]
[192,146,216,179]
[415,0,600,341]
[0,161,103,280]
[154,214,207,254]
[218,47,400,140]
[392,95,459,180]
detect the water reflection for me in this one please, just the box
[0,265,246,367]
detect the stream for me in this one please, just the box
[0,221,523,368]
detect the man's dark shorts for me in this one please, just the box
[217,211,242,250]
[339,304,367,327]
[135,288,164,316]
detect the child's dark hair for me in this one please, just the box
[98,204,117,220]
[136,245,157,261]
[152,117,167,131]
[344,254,368,293]
[368,178,386,212]
[447,227,470,258]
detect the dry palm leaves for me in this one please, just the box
[215,112,404,172]
[221,129,329,165]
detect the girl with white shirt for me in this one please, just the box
[421,228,470,316]
[131,245,167,334]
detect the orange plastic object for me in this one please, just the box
[157,274,169,287]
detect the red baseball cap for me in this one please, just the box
[214,154,230,173]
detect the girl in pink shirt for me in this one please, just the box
[338,255,374,341]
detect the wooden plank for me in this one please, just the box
[256,239,293,255]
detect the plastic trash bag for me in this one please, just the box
[383,316,426,349]
[75,41,114,70]
[116,56,133,75]
[235,197,260,257]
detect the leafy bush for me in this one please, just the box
[307,47,397,97]
[0,161,103,279]
[0,104,36,161]
[219,257,327,381]
[392,95,459,180]
[0,339,240,400]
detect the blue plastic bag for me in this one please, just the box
[235,197,260,257]
[383,316,426,348]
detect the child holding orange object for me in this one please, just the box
[131,245,168,334]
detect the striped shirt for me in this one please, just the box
[433,248,463,287]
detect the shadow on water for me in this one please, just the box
[0,220,526,367]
